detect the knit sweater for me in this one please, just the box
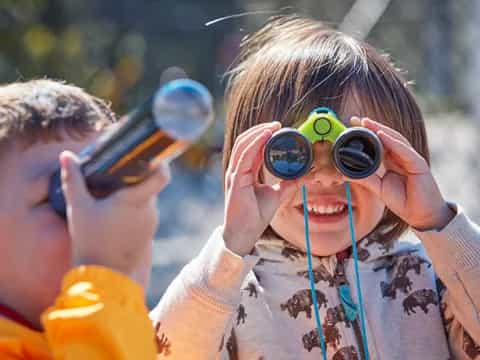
[151,205,480,359]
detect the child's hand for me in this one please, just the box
[59,151,170,277]
[223,123,296,256]
[350,117,454,231]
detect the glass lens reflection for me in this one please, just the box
[153,79,214,141]
[267,134,310,177]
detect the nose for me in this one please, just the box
[307,141,345,186]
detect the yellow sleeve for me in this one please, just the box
[41,266,156,360]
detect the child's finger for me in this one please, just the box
[228,123,279,172]
[382,151,408,176]
[350,116,411,176]
[377,130,428,174]
[352,117,410,146]
[239,121,280,140]
[251,141,268,185]
[231,129,273,187]
[226,123,280,190]
[350,117,362,127]
[112,163,171,205]
[227,122,281,175]
[60,151,92,209]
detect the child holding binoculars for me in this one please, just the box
[151,15,480,360]
[0,79,170,359]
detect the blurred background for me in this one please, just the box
[0,0,478,307]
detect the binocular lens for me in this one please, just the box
[264,127,382,180]
[264,129,312,180]
[332,128,382,179]
[153,79,214,141]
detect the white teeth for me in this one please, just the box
[307,204,345,215]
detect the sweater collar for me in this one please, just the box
[253,229,421,271]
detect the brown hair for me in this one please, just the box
[0,79,115,150]
[223,16,429,246]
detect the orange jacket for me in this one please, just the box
[0,266,156,359]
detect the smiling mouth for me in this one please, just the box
[307,203,346,215]
[295,202,351,221]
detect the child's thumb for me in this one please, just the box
[60,151,92,209]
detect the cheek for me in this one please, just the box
[356,187,385,231]
[23,227,71,313]
[25,208,71,269]
[271,189,301,230]
[1,207,71,301]
[272,204,289,222]
[28,231,71,293]
[370,198,385,225]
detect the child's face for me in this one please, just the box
[264,103,386,256]
[0,134,93,322]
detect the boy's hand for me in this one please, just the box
[60,151,170,276]
[350,117,454,231]
[223,123,296,256]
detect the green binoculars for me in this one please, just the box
[264,107,383,180]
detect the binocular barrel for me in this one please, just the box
[48,79,214,218]
[264,110,382,181]
[332,127,382,179]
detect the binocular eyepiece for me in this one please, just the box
[264,107,382,180]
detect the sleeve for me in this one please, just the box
[413,204,480,359]
[41,265,156,360]
[149,226,259,359]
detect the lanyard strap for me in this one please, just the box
[302,184,328,360]
[302,182,370,359]
[345,181,370,360]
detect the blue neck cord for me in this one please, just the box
[345,181,370,360]
[302,185,327,360]
[302,182,370,359]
